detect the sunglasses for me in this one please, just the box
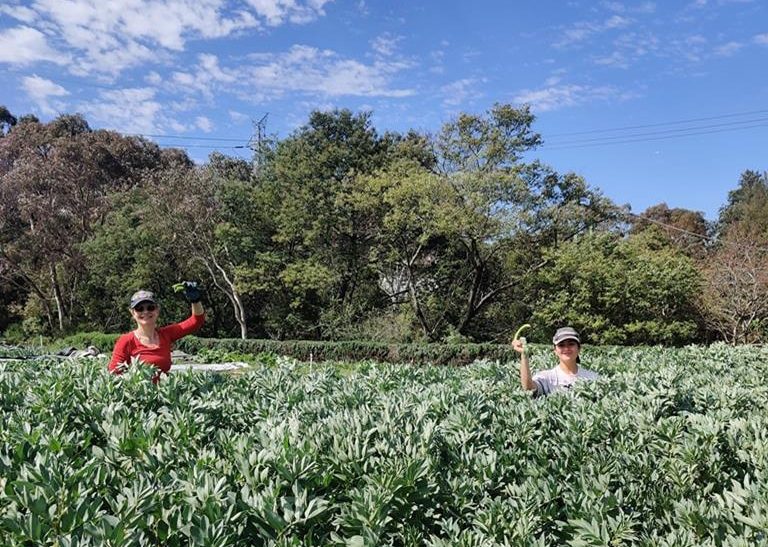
[134,304,157,313]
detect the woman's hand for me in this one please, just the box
[173,281,202,303]
[512,337,526,354]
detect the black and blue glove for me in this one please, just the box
[173,281,202,303]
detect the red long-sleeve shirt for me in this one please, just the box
[108,313,205,376]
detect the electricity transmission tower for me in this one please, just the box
[248,113,269,177]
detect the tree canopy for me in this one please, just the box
[0,104,763,345]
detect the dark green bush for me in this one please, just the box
[47,332,654,366]
[175,336,521,366]
[56,331,120,353]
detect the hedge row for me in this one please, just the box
[57,332,121,352]
[52,332,647,366]
[174,336,524,366]
[50,333,526,365]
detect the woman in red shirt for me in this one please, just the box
[108,284,205,380]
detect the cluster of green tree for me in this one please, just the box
[0,104,766,345]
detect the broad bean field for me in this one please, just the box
[1,345,767,545]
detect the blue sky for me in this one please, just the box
[1,0,766,220]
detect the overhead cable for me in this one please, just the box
[546,108,768,137]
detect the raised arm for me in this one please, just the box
[174,281,204,317]
[512,338,537,392]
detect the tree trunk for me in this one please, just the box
[49,262,65,331]
[2,257,56,331]
[403,245,434,340]
[458,243,485,334]
[204,255,248,339]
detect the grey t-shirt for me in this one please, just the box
[532,365,599,396]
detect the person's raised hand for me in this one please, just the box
[173,281,202,303]
[511,323,531,354]
[512,338,526,354]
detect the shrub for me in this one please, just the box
[56,331,120,353]
[174,336,520,366]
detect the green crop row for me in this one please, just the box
[0,345,39,360]
[1,345,768,545]
[8,334,526,365]
[174,336,524,366]
[21,331,721,367]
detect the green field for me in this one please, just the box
[1,345,767,545]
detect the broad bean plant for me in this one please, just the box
[1,344,767,545]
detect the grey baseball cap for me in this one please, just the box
[130,290,157,309]
[553,327,580,345]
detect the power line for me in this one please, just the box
[542,121,768,150]
[624,210,713,242]
[124,106,768,151]
[130,133,247,143]
[546,116,768,145]
[158,143,249,150]
[546,108,768,137]
[121,106,768,154]
[625,209,768,255]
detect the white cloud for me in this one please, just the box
[555,15,632,47]
[198,53,238,84]
[513,83,627,112]
[685,35,708,45]
[713,41,743,56]
[166,119,188,133]
[593,51,630,68]
[159,44,414,104]
[754,33,768,45]
[33,0,259,50]
[195,116,214,132]
[594,32,660,68]
[244,0,332,25]
[26,0,262,75]
[76,39,161,78]
[615,32,661,54]
[145,71,163,85]
[21,75,69,115]
[441,78,484,107]
[6,0,335,77]
[371,33,402,57]
[21,75,68,98]
[604,15,630,29]
[170,97,200,113]
[602,1,626,11]
[603,1,656,13]
[691,0,754,7]
[0,4,38,23]
[667,34,708,62]
[229,110,251,123]
[170,54,239,100]
[80,87,166,134]
[430,49,445,63]
[429,47,446,74]
[589,28,663,69]
[0,26,67,65]
[321,59,413,97]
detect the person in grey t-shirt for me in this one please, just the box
[511,326,599,396]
